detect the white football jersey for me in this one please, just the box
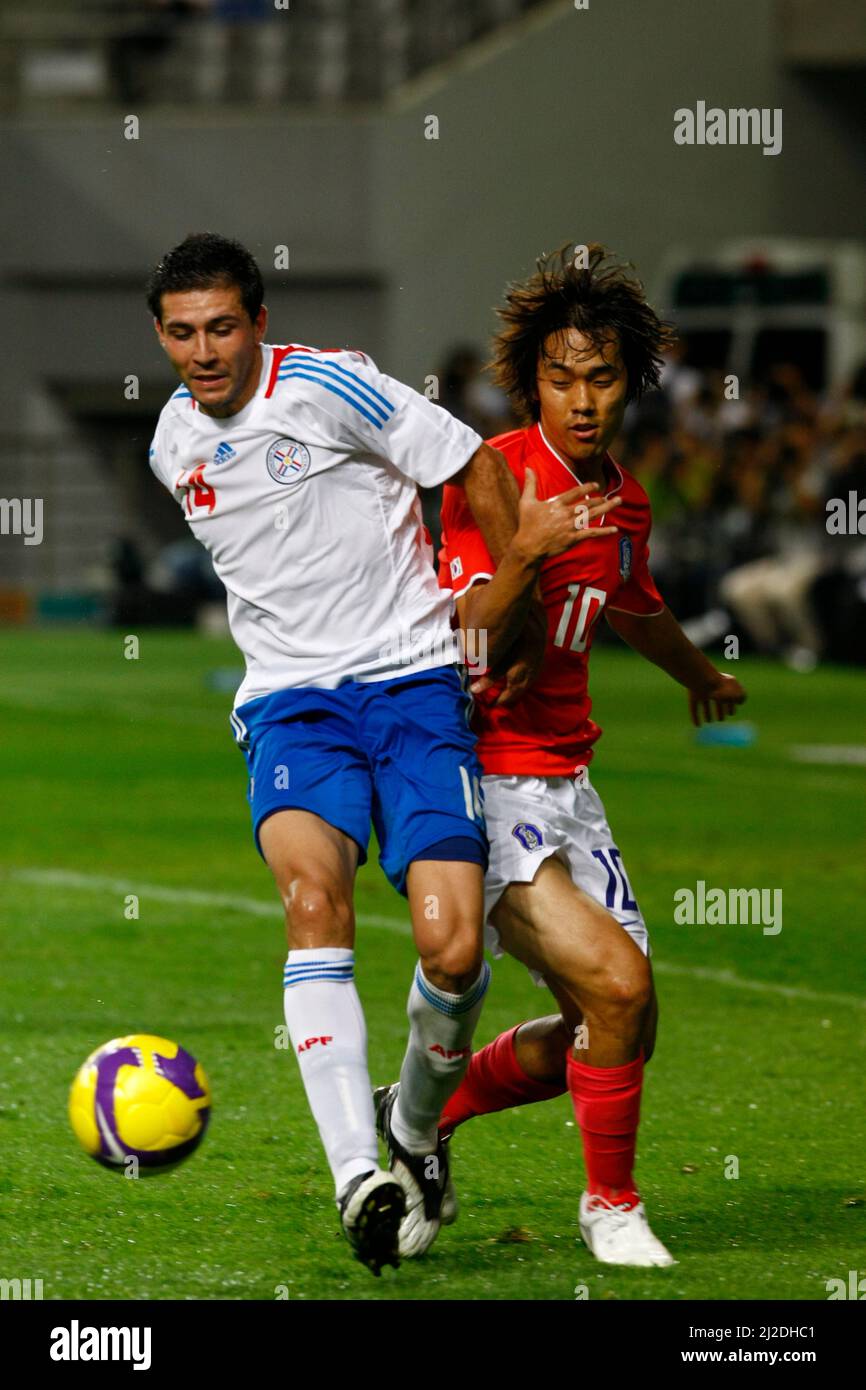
[149,344,482,708]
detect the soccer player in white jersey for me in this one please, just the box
[144,233,591,1274]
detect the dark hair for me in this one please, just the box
[145,232,264,323]
[490,242,677,422]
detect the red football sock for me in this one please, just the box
[439,1024,566,1133]
[566,1050,644,1208]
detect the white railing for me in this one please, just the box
[0,1,542,113]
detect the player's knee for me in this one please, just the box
[420,927,484,994]
[587,955,653,1021]
[282,876,353,948]
[606,965,653,1017]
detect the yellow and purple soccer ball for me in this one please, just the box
[69,1034,211,1171]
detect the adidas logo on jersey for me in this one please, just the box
[214,442,236,464]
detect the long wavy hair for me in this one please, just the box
[490,242,677,422]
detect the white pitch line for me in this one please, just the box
[652,960,866,1012]
[8,867,866,1011]
[7,867,411,936]
[790,744,866,766]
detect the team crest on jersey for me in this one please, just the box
[266,437,311,486]
[450,556,463,581]
[512,822,544,851]
[619,535,633,581]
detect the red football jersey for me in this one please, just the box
[438,422,664,775]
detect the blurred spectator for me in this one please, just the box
[108,535,223,627]
[419,340,866,669]
[438,344,514,437]
[149,538,225,602]
[623,354,866,668]
[809,431,866,664]
[659,338,702,413]
[214,0,267,16]
[105,0,209,104]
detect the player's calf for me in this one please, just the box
[383,959,491,1257]
[396,858,489,1148]
[409,858,486,994]
[390,959,490,1154]
[512,1014,573,1080]
[437,1000,657,1145]
[264,813,391,1269]
[439,1018,569,1143]
[378,858,489,1255]
[641,985,659,1063]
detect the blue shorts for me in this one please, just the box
[232,665,488,896]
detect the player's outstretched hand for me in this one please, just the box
[688,671,747,727]
[515,467,621,562]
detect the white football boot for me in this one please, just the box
[374,1083,450,1258]
[579,1192,677,1267]
[337,1169,405,1276]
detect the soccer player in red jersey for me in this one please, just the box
[419,244,745,1265]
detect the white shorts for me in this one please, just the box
[482,769,650,987]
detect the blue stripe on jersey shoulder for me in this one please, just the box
[275,369,388,430]
[171,384,193,400]
[276,358,393,426]
[278,353,395,417]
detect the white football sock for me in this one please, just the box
[283,948,379,1199]
[391,961,491,1155]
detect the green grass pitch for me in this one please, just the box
[1,630,864,1301]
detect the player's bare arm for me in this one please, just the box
[449,442,522,563]
[457,466,621,694]
[606,605,747,726]
[450,443,554,704]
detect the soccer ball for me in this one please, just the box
[69,1034,211,1171]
